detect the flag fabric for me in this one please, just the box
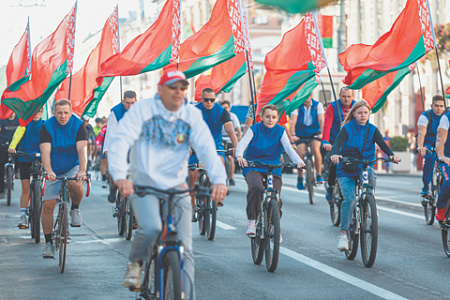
[257,13,325,116]
[316,15,333,48]
[97,0,181,81]
[164,0,245,79]
[280,77,319,118]
[362,65,413,113]
[0,21,32,119]
[2,3,77,125]
[338,0,435,90]
[56,7,119,118]
[254,0,338,14]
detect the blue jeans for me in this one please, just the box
[437,163,450,209]
[422,150,436,189]
[338,167,377,231]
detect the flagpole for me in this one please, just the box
[415,62,425,112]
[312,12,341,123]
[68,72,73,100]
[27,17,32,77]
[117,4,123,102]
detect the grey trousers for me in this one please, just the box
[245,171,283,220]
[129,185,194,300]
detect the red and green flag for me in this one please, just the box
[2,2,77,126]
[254,0,338,14]
[56,7,119,118]
[339,0,435,90]
[0,20,31,119]
[164,0,245,79]
[257,13,325,116]
[316,15,333,48]
[97,0,181,81]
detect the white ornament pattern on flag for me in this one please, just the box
[26,24,31,76]
[109,7,119,55]
[66,3,77,74]
[171,0,181,61]
[242,12,253,69]
[304,13,325,74]
[227,0,245,54]
[417,0,435,52]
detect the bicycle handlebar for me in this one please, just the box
[246,160,305,170]
[15,151,41,159]
[41,173,91,197]
[134,183,210,198]
[341,156,398,166]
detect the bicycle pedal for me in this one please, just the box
[112,213,118,218]
[129,287,141,292]
[70,224,81,228]
[17,224,28,229]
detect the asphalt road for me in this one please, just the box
[0,172,449,300]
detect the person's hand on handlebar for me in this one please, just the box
[296,162,306,169]
[75,171,87,183]
[417,146,427,157]
[390,155,401,163]
[211,183,227,203]
[323,143,332,151]
[8,148,15,154]
[439,156,450,166]
[330,154,342,164]
[47,171,57,182]
[237,156,248,168]
[115,179,134,197]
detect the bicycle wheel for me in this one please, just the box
[306,159,315,205]
[360,192,378,267]
[197,173,207,236]
[206,198,217,241]
[345,209,359,260]
[32,180,41,243]
[330,182,342,226]
[116,192,126,236]
[163,250,182,300]
[423,196,435,225]
[441,227,450,257]
[125,197,133,240]
[59,202,68,273]
[6,166,12,206]
[264,198,280,272]
[251,217,264,265]
[142,248,157,299]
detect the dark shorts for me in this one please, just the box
[19,162,33,180]
[295,133,321,144]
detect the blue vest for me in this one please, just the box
[443,112,450,157]
[294,99,321,137]
[18,119,43,163]
[337,119,377,177]
[330,99,356,143]
[111,102,127,122]
[243,122,285,177]
[195,102,225,149]
[44,115,83,175]
[422,109,443,146]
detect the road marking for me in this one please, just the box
[376,197,422,207]
[280,247,409,300]
[216,221,236,230]
[377,206,423,219]
[72,238,123,245]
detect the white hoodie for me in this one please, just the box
[108,95,227,189]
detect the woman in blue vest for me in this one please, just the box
[236,104,305,236]
[330,100,400,251]
[8,108,44,228]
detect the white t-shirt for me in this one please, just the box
[291,102,324,126]
[438,114,450,130]
[417,115,429,128]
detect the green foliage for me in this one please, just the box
[389,136,408,152]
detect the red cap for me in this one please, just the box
[158,70,189,86]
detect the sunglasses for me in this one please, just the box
[203,98,216,103]
[168,84,188,91]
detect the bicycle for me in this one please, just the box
[343,157,392,268]
[422,149,442,225]
[131,184,210,300]
[247,161,301,272]
[330,180,344,226]
[4,152,15,206]
[295,136,320,205]
[41,173,91,273]
[113,189,135,240]
[15,151,42,243]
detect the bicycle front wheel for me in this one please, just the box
[197,173,208,236]
[206,198,217,241]
[163,251,182,300]
[251,218,264,265]
[306,159,315,205]
[441,226,450,257]
[423,196,435,225]
[264,198,280,272]
[125,197,133,240]
[330,182,342,226]
[32,180,41,243]
[6,166,12,206]
[59,202,68,273]
[117,193,126,236]
[142,248,157,299]
[345,209,359,260]
[360,192,378,267]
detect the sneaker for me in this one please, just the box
[191,206,197,222]
[70,209,83,227]
[0,192,4,199]
[102,181,108,189]
[43,242,54,258]
[246,220,256,237]
[326,187,334,203]
[229,178,235,186]
[123,262,143,289]
[18,215,28,229]
[297,177,304,190]
[107,192,115,203]
[218,201,224,207]
[337,234,349,251]
[421,188,430,197]
[436,208,447,222]
[316,175,325,184]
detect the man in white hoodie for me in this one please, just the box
[108,70,227,299]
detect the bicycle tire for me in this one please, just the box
[306,159,315,205]
[264,198,280,272]
[6,166,12,206]
[142,248,157,299]
[423,197,435,225]
[206,198,217,241]
[360,192,378,267]
[345,209,359,260]
[59,201,68,273]
[125,197,133,240]
[441,227,450,257]
[163,250,182,300]
[251,218,264,265]
[197,173,207,236]
[330,182,342,226]
[32,180,41,243]
[117,193,126,236]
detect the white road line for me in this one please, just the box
[280,247,409,300]
[72,238,123,245]
[376,197,422,207]
[377,206,423,219]
[216,221,236,230]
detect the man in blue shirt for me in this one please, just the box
[0,112,19,199]
[40,99,88,258]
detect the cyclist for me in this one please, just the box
[95,125,108,188]
[107,70,227,297]
[220,100,242,186]
[93,117,104,137]
[0,112,19,199]
[8,108,43,228]
[103,90,137,202]
[40,99,88,258]
[188,88,238,212]
[330,100,400,251]
[322,87,355,202]
[417,95,445,196]
[290,93,325,189]
[82,115,96,169]
[236,104,305,236]
[434,106,450,221]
